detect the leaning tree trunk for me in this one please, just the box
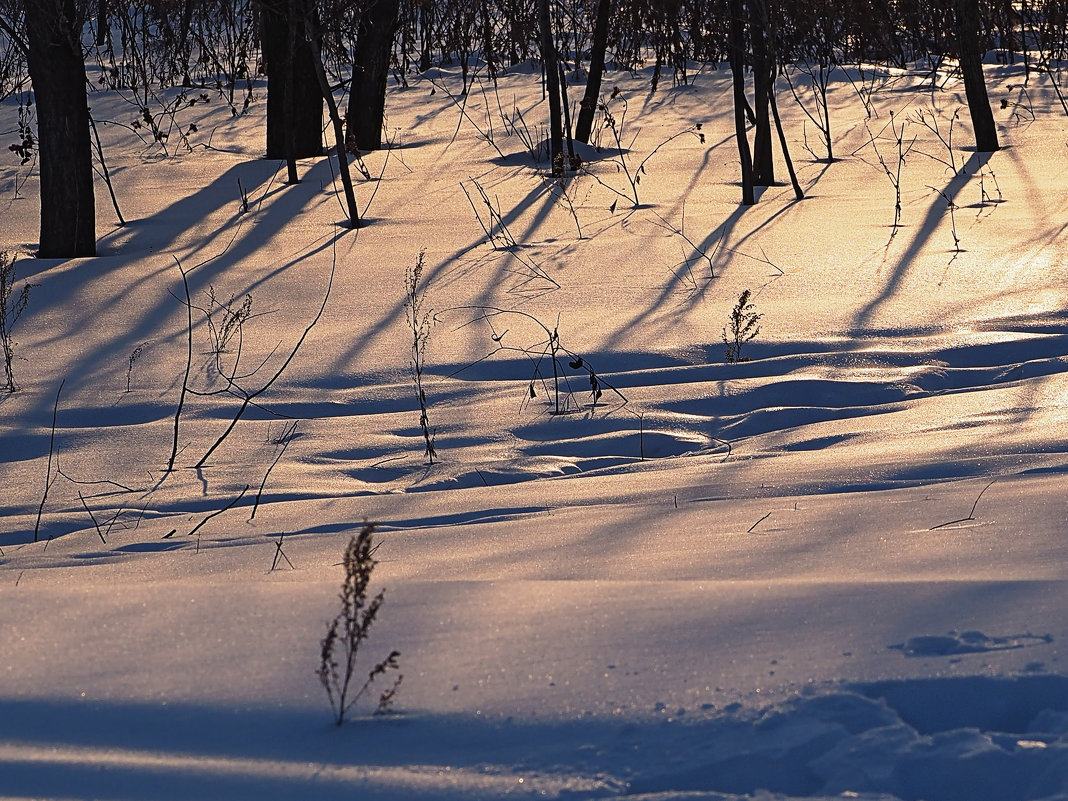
[574,0,612,144]
[261,0,324,159]
[27,0,97,258]
[728,0,754,205]
[346,0,400,153]
[956,0,1000,152]
[537,0,564,175]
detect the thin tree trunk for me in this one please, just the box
[769,90,803,200]
[178,0,195,86]
[574,0,611,144]
[559,65,576,168]
[760,2,803,200]
[480,0,496,80]
[419,0,433,71]
[956,0,1000,151]
[96,0,109,47]
[728,0,754,205]
[284,0,299,182]
[538,0,564,175]
[305,16,361,228]
[749,1,774,186]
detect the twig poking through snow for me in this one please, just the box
[189,484,250,540]
[748,512,772,533]
[930,479,996,530]
[269,534,295,571]
[33,379,63,543]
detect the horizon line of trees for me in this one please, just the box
[4,0,1065,256]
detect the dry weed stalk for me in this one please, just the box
[318,523,402,725]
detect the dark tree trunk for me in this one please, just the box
[508,15,522,66]
[261,0,324,160]
[303,17,361,227]
[27,0,96,258]
[574,0,611,144]
[96,0,109,47]
[748,2,774,186]
[419,0,434,72]
[956,0,1000,152]
[728,0,754,205]
[178,0,195,86]
[346,0,400,152]
[480,0,496,80]
[559,65,576,167]
[537,0,564,175]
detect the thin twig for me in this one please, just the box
[88,111,126,226]
[250,422,297,521]
[34,379,64,543]
[78,492,107,544]
[270,534,295,571]
[930,479,996,530]
[195,244,336,468]
[747,512,772,533]
[166,258,193,475]
[189,484,250,539]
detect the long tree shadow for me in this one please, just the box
[323,171,567,380]
[851,150,991,333]
[27,157,348,398]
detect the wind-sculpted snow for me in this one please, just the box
[5,677,1068,800]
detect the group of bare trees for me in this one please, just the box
[5,0,401,256]
[4,0,1065,255]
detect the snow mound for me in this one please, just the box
[624,675,1068,801]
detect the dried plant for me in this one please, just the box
[204,285,255,357]
[318,523,402,726]
[452,306,627,416]
[126,341,149,393]
[405,249,436,464]
[1,251,32,393]
[585,92,704,210]
[723,289,762,364]
[863,113,915,235]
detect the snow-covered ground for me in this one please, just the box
[3,57,1068,800]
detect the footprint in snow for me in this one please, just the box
[890,630,1052,657]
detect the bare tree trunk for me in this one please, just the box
[261,0,323,160]
[728,0,754,205]
[559,64,576,167]
[749,1,774,186]
[96,0,109,47]
[346,0,400,153]
[956,0,1000,152]
[760,1,803,200]
[27,0,96,257]
[574,0,611,144]
[307,33,361,228]
[769,90,803,200]
[537,0,564,175]
[419,0,434,71]
[480,0,496,80]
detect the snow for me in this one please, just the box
[3,57,1068,799]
